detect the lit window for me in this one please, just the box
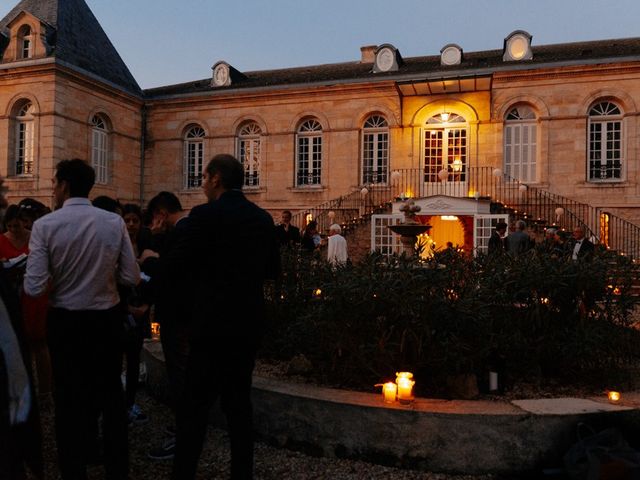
[237,122,262,188]
[296,119,322,186]
[91,115,110,184]
[183,125,205,189]
[504,106,537,182]
[362,115,389,185]
[588,101,623,182]
[14,101,35,175]
[424,113,467,183]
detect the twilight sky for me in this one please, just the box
[3,0,640,89]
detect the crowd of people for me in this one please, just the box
[488,219,595,260]
[0,154,280,479]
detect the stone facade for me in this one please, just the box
[2,0,640,237]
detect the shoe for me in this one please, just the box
[128,404,149,426]
[147,436,176,460]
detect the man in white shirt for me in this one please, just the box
[327,223,348,266]
[24,159,139,480]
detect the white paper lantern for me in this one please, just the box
[555,207,565,222]
[390,170,401,184]
[518,184,527,193]
[438,169,448,181]
[328,210,336,220]
[360,187,369,197]
[492,168,503,178]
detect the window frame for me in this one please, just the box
[503,105,537,183]
[295,119,323,187]
[423,113,467,183]
[587,101,624,183]
[13,101,35,176]
[361,115,389,186]
[236,122,262,188]
[91,114,110,185]
[17,25,32,59]
[183,125,206,190]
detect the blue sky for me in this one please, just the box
[4,0,640,89]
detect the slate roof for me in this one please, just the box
[0,0,141,96]
[145,37,640,99]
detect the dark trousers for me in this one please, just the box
[47,307,128,480]
[172,343,256,480]
[159,320,190,411]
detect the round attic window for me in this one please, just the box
[508,35,528,60]
[441,46,462,66]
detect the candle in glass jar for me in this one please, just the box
[395,372,415,403]
[382,382,397,403]
[608,391,621,403]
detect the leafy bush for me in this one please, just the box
[261,248,640,397]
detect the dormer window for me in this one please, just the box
[440,44,463,66]
[17,25,32,59]
[503,30,533,62]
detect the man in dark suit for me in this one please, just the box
[487,221,507,255]
[274,210,300,248]
[171,154,279,479]
[569,224,595,260]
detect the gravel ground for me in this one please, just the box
[33,388,497,480]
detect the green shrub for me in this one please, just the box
[261,248,640,396]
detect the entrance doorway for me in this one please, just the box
[426,215,466,251]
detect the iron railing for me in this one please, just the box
[289,166,640,259]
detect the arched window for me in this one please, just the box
[362,115,389,185]
[504,105,537,182]
[588,101,623,182]
[236,122,262,188]
[423,112,467,183]
[91,114,110,184]
[296,119,322,186]
[183,125,205,189]
[17,25,32,59]
[13,101,35,175]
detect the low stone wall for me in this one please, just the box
[143,341,640,475]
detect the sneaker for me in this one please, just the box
[147,436,176,461]
[128,404,149,426]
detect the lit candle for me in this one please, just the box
[396,372,415,404]
[382,382,397,403]
[608,391,621,403]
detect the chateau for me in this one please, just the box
[2,0,640,255]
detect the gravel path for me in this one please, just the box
[34,389,497,480]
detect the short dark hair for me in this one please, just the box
[496,222,508,231]
[92,195,122,214]
[55,159,95,198]
[3,204,27,229]
[18,198,48,218]
[122,203,143,220]
[205,154,243,190]
[147,191,182,215]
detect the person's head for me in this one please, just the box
[147,191,182,228]
[573,225,586,240]
[545,227,557,239]
[122,203,143,239]
[329,224,342,236]
[3,204,28,235]
[92,195,122,215]
[202,154,244,201]
[496,221,508,235]
[515,220,526,231]
[53,159,95,208]
[281,210,292,225]
[17,198,48,229]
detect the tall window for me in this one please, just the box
[237,122,262,188]
[362,115,389,185]
[183,125,205,189]
[14,101,35,176]
[91,115,109,184]
[588,101,623,182]
[504,105,537,182]
[423,113,467,182]
[17,25,32,59]
[296,119,322,186]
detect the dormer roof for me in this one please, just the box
[0,0,141,96]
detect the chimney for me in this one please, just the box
[360,45,377,64]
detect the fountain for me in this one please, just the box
[388,199,432,256]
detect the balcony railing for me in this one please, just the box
[289,166,640,259]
